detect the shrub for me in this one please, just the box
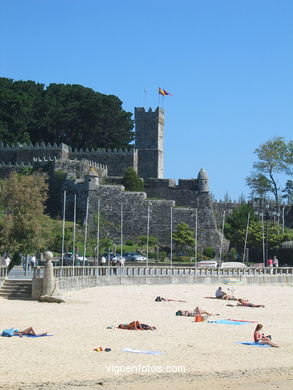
[203,247,215,259]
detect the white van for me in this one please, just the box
[220,262,247,269]
[196,260,218,268]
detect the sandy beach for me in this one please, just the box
[1,282,293,390]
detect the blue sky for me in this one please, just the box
[1,0,292,201]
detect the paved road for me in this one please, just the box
[8,266,33,280]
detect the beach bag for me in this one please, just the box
[2,328,14,337]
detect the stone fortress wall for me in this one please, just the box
[0,106,229,253]
[0,141,137,177]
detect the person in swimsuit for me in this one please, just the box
[254,324,279,347]
[237,299,264,308]
[118,321,156,330]
[13,327,47,337]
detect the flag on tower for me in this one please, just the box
[159,87,172,96]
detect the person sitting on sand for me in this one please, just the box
[237,299,265,308]
[254,324,279,347]
[118,321,156,330]
[215,287,230,300]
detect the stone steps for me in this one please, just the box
[0,280,32,300]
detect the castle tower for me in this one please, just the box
[135,107,164,179]
[198,168,209,192]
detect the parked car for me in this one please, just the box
[123,252,147,262]
[132,254,147,262]
[195,260,218,268]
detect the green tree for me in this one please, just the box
[0,78,134,149]
[0,172,52,257]
[172,223,195,255]
[282,180,293,204]
[122,167,144,191]
[224,203,256,251]
[203,247,215,259]
[246,174,272,201]
[246,137,293,206]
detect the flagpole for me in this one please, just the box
[96,198,100,270]
[83,197,89,275]
[72,193,76,270]
[144,88,147,109]
[219,210,226,262]
[158,88,160,108]
[243,212,250,262]
[146,204,150,268]
[61,190,66,268]
[170,205,173,270]
[194,209,198,268]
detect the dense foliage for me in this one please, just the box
[122,167,144,191]
[0,172,52,256]
[0,78,134,149]
[172,222,195,255]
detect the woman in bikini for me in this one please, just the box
[254,324,279,347]
[118,321,156,330]
[237,299,265,308]
[13,327,47,337]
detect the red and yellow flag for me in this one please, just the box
[159,87,172,96]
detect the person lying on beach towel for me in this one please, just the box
[2,327,47,337]
[254,323,279,347]
[118,321,156,330]
[155,296,186,302]
[237,299,264,308]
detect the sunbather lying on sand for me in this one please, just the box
[176,306,218,317]
[155,296,186,302]
[227,299,264,308]
[118,321,156,330]
[5,327,47,337]
[237,299,265,308]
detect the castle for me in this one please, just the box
[0,107,228,255]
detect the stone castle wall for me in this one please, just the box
[144,178,203,209]
[69,148,137,177]
[0,142,137,177]
[63,177,228,254]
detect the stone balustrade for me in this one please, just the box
[49,265,293,278]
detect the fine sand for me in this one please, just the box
[1,283,293,390]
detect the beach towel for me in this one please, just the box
[123,348,163,355]
[237,342,272,348]
[227,319,257,323]
[208,320,252,325]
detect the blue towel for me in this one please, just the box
[208,320,252,325]
[237,342,272,347]
[123,348,163,355]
